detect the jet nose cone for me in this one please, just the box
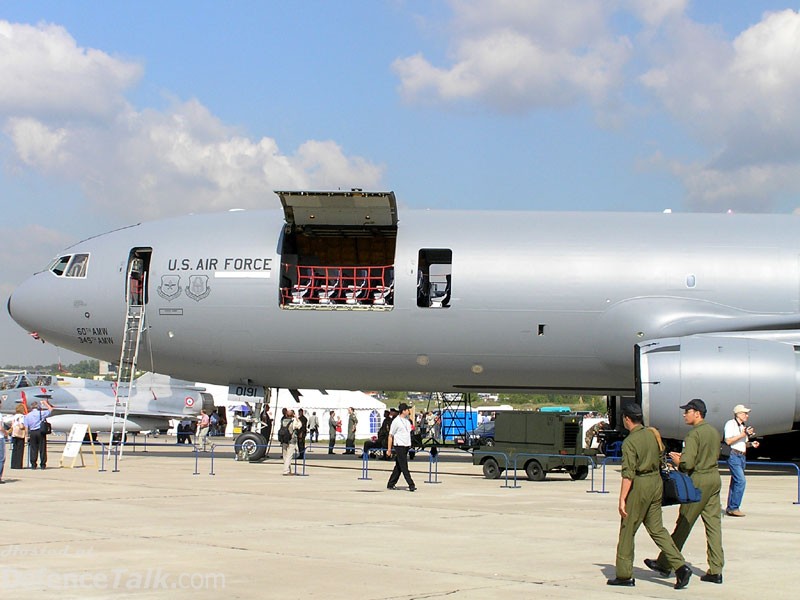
[8,273,50,336]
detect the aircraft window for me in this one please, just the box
[65,253,90,278]
[50,255,71,276]
[417,249,452,308]
[686,274,696,288]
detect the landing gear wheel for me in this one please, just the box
[234,432,267,462]
[526,460,546,481]
[482,457,501,479]
[570,465,589,480]
[484,438,495,447]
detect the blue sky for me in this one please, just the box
[2,0,800,365]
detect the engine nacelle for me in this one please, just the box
[637,335,800,440]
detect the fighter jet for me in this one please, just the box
[6,190,800,454]
[0,371,212,433]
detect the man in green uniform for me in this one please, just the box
[609,403,692,589]
[645,398,725,584]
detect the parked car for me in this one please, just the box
[456,421,495,449]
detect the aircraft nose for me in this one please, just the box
[7,273,53,337]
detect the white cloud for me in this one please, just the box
[395,3,800,212]
[393,0,631,112]
[639,9,800,210]
[0,20,384,220]
[0,20,141,120]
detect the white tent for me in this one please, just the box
[197,383,387,441]
[270,388,387,441]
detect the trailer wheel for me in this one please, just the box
[570,465,589,480]
[234,432,267,462]
[482,457,501,479]
[525,460,546,481]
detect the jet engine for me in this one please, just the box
[636,335,800,444]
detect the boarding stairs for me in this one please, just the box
[108,272,146,460]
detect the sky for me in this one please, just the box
[2,0,800,366]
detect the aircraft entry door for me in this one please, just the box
[126,248,152,306]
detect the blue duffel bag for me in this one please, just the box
[661,469,702,506]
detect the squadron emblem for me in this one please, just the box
[157,274,182,301]
[186,275,211,301]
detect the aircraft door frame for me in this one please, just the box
[126,248,152,306]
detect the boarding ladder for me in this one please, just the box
[108,270,146,460]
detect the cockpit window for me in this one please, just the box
[47,254,90,277]
[50,255,71,276]
[65,253,90,278]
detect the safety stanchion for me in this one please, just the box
[193,445,199,475]
[112,443,120,473]
[587,455,620,494]
[98,442,107,472]
[426,448,442,485]
[359,452,372,480]
[293,448,309,476]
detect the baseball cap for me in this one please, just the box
[732,404,751,414]
[679,398,707,414]
[621,402,643,418]
[398,402,410,413]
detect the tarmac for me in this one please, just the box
[1,438,798,599]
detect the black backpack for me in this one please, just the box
[277,418,291,444]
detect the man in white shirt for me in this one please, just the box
[723,404,759,517]
[386,403,416,492]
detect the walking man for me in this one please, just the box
[280,409,300,475]
[297,408,308,458]
[345,407,358,454]
[645,398,725,585]
[308,411,320,443]
[608,403,691,589]
[197,409,210,451]
[386,403,416,492]
[724,404,758,517]
[328,410,337,454]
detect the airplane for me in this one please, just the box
[0,371,213,434]
[6,190,800,456]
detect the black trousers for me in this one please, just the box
[28,430,47,468]
[387,446,415,488]
[11,436,25,469]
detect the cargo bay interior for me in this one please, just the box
[277,190,398,309]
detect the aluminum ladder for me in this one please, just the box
[108,269,146,460]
